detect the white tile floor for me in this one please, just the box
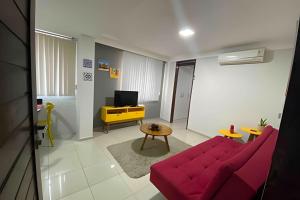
[39,118,209,200]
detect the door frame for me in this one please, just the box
[170,59,196,128]
[29,0,43,199]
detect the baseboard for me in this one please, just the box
[78,136,93,141]
[187,128,212,139]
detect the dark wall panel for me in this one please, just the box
[0,23,28,67]
[262,23,300,199]
[0,0,37,198]
[0,140,31,199]
[0,63,29,104]
[14,0,29,19]
[0,118,30,187]
[0,96,29,146]
[0,0,28,44]
[25,178,35,200]
[16,159,33,200]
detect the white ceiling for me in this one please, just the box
[36,0,300,60]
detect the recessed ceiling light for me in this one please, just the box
[179,28,195,38]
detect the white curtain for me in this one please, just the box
[121,52,164,102]
[35,33,76,96]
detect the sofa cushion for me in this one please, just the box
[150,136,244,200]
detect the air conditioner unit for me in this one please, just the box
[218,48,265,65]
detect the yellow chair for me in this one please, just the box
[38,102,55,146]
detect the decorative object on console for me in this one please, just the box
[258,118,268,131]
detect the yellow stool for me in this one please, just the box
[38,102,55,146]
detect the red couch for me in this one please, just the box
[150,126,278,200]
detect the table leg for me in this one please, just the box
[152,135,155,140]
[140,134,148,150]
[248,134,255,142]
[164,136,170,151]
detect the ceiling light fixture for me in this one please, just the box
[179,28,195,38]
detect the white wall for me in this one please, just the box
[76,35,95,140]
[188,49,293,140]
[38,96,76,139]
[174,66,194,120]
[160,61,176,121]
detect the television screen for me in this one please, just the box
[114,90,138,107]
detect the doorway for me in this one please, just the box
[170,59,196,128]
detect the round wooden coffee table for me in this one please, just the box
[140,123,173,151]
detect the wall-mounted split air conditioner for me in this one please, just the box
[218,48,265,65]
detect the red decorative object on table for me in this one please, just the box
[230,124,234,133]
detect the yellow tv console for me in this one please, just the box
[101,106,145,133]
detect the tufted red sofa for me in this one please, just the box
[150,126,278,200]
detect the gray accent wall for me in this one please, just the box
[93,43,164,129]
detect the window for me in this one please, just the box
[35,33,76,96]
[120,52,164,102]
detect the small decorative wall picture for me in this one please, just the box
[109,68,120,79]
[83,72,93,81]
[83,58,93,68]
[97,58,110,71]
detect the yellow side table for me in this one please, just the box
[219,129,243,139]
[241,127,262,142]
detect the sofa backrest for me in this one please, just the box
[201,126,275,200]
[234,127,278,191]
[211,127,278,200]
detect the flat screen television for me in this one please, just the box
[114,90,138,107]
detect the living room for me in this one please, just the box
[35,1,298,200]
[1,0,300,200]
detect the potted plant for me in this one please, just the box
[258,118,268,131]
